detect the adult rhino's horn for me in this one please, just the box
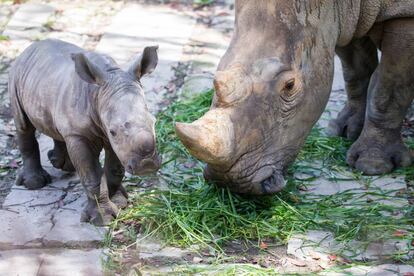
[213,66,251,105]
[175,110,234,165]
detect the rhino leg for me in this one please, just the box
[65,136,117,226]
[47,140,75,172]
[15,124,51,190]
[328,37,378,140]
[104,147,128,209]
[347,19,414,175]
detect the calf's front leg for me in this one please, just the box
[104,147,128,208]
[65,136,118,225]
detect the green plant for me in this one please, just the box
[114,89,413,260]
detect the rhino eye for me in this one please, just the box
[284,79,295,91]
[110,130,117,137]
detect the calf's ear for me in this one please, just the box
[128,46,159,79]
[71,53,106,85]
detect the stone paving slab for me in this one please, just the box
[3,3,55,44]
[288,230,413,263]
[96,3,196,113]
[0,248,103,276]
[0,135,105,250]
[322,264,414,276]
[291,168,412,262]
[180,21,230,98]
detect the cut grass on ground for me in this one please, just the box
[113,90,413,261]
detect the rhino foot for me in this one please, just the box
[16,168,51,190]
[347,137,412,175]
[48,148,75,172]
[80,199,118,226]
[110,187,128,209]
[327,105,365,140]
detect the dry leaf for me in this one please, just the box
[328,255,337,261]
[289,258,306,267]
[259,241,268,249]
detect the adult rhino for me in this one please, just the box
[176,0,414,195]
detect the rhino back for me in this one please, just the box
[10,39,97,140]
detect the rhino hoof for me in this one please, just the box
[16,168,51,190]
[326,106,364,141]
[81,200,118,226]
[110,189,128,209]
[48,149,76,172]
[347,140,412,175]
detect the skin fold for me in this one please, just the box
[9,39,161,225]
[176,0,414,195]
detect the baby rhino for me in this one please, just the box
[9,39,161,225]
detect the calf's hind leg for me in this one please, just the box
[347,19,414,175]
[15,124,51,189]
[48,140,75,172]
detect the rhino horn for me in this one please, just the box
[175,110,234,165]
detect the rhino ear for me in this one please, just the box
[71,53,106,85]
[128,46,159,79]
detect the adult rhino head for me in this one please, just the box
[176,0,360,195]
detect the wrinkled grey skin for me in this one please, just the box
[176,0,414,195]
[9,39,161,225]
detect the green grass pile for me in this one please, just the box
[115,90,413,258]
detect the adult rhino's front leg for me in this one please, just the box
[104,147,128,209]
[328,37,378,140]
[347,19,414,175]
[65,136,118,225]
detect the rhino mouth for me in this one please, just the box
[259,173,286,195]
[204,164,287,195]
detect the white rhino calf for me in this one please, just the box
[9,39,161,225]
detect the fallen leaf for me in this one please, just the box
[403,273,414,276]
[216,11,231,16]
[328,255,337,261]
[393,230,408,237]
[259,241,268,249]
[289,258,306,267]
[309,251,321,260]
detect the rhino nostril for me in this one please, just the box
[127,158,138,173]
[141,159,156,169]
[260,173,286,195]
[140,139,155,157]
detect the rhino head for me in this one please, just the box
[72,46,161,176]
[176,1,342,195]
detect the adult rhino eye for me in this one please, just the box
[284,79,295,91]
[280,77,300,102]
[110,130,117,137]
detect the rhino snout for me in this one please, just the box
[126,154,161,176]
[138,135,156,158]
[204,165,286,195]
